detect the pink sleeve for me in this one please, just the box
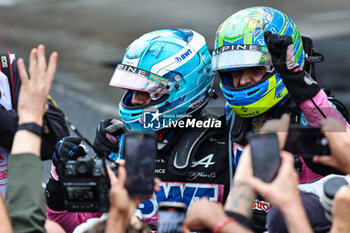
[50,163,59,181]
[46,205,103,233]
[299,90,349,128]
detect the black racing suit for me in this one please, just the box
[137,112,232,229]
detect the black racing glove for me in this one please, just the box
[52,136,89,167]
[93,119,125,157]
[264,31,321,104]
[46,136,88,211]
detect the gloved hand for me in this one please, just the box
[52,136,89,167]
[264,31,300,75]
[264,31,321,104]
[93,119,126,157]
[47,136,88,211]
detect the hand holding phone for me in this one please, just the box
[123,132,157,197]
[284,125,330,159]
[249,133,281,183]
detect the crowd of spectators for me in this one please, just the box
[1,45,349,233]
[2,6,350,233]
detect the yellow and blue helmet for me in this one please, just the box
[109,29,213,131]
[213,6,305,118]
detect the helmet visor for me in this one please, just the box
[212,45,272,71]
[109,64,169,100]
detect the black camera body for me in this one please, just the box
[59,131,157,212]
[61,157,110,212]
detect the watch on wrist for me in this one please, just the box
[17,122,42,137]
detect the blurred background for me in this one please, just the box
[0,0,349,144]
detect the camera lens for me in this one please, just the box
[324,176,348,199]
[76,161,90,175]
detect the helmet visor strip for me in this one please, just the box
[109,64,169,100]
[212,44,273,71]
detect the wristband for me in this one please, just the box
[17,122,42,137]
[213,217,236,233]
[225,210,254,230]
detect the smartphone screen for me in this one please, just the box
[123,132,157,197]
[158,202,187,233]
[250,133,281,183]
[284,125,330,159]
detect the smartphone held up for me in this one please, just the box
[284,125,330,159]
[123,131,157,197]
[250,133,281,183]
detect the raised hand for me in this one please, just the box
[264,31,299,76]
[17,44,58,126]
